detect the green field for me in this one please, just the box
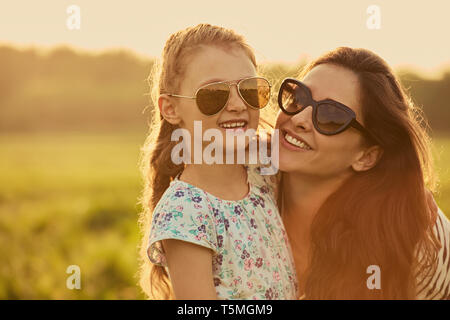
[0,133,449,299]
[0,133,146,299]
[432,136,450,215]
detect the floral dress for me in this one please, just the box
[147,165,298,299]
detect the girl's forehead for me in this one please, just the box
[182,46,257,90]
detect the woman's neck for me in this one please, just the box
[180,164,249,200]
[282,171,350,293]
[282,172,349,251]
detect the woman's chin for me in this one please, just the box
[278,156,300,173]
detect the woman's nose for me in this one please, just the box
[290,105,313,131]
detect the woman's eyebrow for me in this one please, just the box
[306,84,336,102]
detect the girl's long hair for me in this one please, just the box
[292,47,440,299]
[137,24,257,299]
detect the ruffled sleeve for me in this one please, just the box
[147,181,219,267]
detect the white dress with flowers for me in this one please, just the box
[147,166,298,300]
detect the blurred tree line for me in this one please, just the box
[0,45,449,134]
[0,46,151,133]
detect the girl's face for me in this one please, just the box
[275,63,367,179]
[175,45,259,150]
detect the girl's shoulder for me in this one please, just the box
[148,179,220,266]
[151,179,218,229]
[156,178,208,206]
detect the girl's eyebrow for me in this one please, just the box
[197,78,225,88]
[197,76,252,88]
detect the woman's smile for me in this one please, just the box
[279,128,313,151]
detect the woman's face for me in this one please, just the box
[175,45,260,152]
[275,63,367,179]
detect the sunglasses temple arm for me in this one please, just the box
[167,94,196,99]
[351,120,379,144]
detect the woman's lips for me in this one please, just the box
[280,129,313,151]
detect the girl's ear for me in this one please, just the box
[159,94,182,125]
[352,145,383,172]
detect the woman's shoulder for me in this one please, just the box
[432,208,450,261]
[436,208,450,230]
[434,209,450,279]
[416,208,450,299]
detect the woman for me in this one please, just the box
[274,47,450,299]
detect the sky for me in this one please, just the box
[1,0,449,74]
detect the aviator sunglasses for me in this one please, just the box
[278,78,376,139]
[166,76,271,116]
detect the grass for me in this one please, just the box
[0,132,449,299]
[0,132,146,299]
[432,135,450,215]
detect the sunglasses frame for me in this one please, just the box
[278,78,375,139]
[166,76,271,116]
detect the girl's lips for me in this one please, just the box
[219,124,248,134]
[218,120,249,133]
[218,119,248,127]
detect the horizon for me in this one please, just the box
[2,41,449,81]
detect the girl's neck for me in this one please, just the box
[180,164,249,201]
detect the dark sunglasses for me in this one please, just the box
[278,78,375,139]
[166,76,271,116]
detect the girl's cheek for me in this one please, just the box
[252,112,260,129]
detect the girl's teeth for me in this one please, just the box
[285,133,311,150]
[221,122,245,128]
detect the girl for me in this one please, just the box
[138,24,298,300]
[275,47,450,299]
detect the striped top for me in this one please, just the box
[416,208,450,299]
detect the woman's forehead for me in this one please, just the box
[302,64,361,114]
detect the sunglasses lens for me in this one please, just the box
[316,103,351,134]
[196,83,230,115]
[280,81,309,113]
[239,78,271,109]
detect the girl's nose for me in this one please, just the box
[225,85,247,113]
